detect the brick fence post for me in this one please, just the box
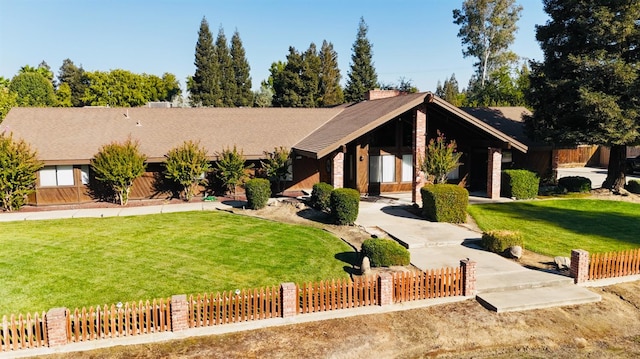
[460,259,477,296]
[46,307,68,348]
[170,294,189,331]
[378,273,393,306]
[571,249,590,284]
[280,282,297,318]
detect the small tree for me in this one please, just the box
[216,145,251,197]
[0,133,43,211]
[420,131,462,184]
[91,138,146,205]
[261,146,290,194]
[164,140,211,201]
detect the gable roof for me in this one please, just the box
[458,106,535,150]
[1,107,342,164]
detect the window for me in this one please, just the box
[80,165,90,185]
[39,165,74,186]
[369,155,396,183]
[402,154,413,182]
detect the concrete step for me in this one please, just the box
[476,285,601,312]
[477,270,574,294]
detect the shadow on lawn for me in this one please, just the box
[335,251,360,276]
[472,200,640,245]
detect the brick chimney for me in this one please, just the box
[365,89,402,100]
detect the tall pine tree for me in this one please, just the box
[230,30,252,107]
[272,47,305,107]
[345,17,378,103]
[318,40,344,107]
[526,0,640,191]
[189,17,220,107]
[57,59,88,107]
[214,27,236,107]
[301,43,321,107]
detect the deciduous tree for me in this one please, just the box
[216,145,251,197]
[164,140,211,201]
[420,131,462,184]
[261,146,290,194]
[526,0,640,191]
[0,133,43,211]
[345,17,378,103]
[9,72,57,107]
[91,138,147,205]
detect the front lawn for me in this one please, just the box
[467,199,640,257]
[0,211,352,315]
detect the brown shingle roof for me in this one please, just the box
[459,106,536,149]
[1,107,342,164]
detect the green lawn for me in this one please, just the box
[0,211,352,315]
[467,199,640,257]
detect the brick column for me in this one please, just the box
[412,107,427,204]
[46,308,68,348]
[460,259,477,296]
[280,282,297,318]
[571,249,590,284]
[332,152,344,189]
[378,273,393,306]
[170,294,189,331]
[487,148,502,199]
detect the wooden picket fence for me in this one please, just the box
[589,249,640,280]
[298,276,378,314]
[1,312,47,351]
[188,287,280,327]
[67,298,171,342]
[393,267,462,302]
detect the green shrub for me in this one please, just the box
[481,230,524,254]
[626,180,640,194]
[558,176,592,193]
[244,178,271,209]
[310,182,333,211]
[502,169,539,199]
[330,188,360,225]
[361,238,410,267]
[421,184,468,223]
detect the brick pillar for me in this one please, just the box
[460,259,477,296]
[332,152,344,189]
[571,249,590,284]
[487,148,502,199]
[378,273,393,306]
[46,308,68,348]
[170,294,189,331]
[412,107,427,204]
[280,282,297,318]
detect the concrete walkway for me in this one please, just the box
[356,194,601,312]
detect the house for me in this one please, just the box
[1,91,555,206]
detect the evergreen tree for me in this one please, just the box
[253,83,273,107]
[436,74,464,106]
[453,0,522,86]
[526,0,640,191]
[272,47,305,107]
[189,17,220,107]
[231,30,253,107]
[301,43,321,107]
[345,17,378,103]
[214,27,235,107]
[58,59,88,107]
[318,40,344,106]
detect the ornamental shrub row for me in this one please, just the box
[310,182,333,212]
[310,183,360,225]
[361,238,410,267]
[501,169,539,199]
[558,176,592,193]
[626,180,640,194]
[245,178,271,209]
[421,184,468,223]
[481,230,524,254]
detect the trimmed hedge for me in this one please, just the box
[245,178,271,209]
[558,176,592,193]
[330,188,360,225]
[421,184,468,223]
[627,180,640,194]
[502,169,539,199]
[481,230,524,254]
[361,238,410,267]
[310,182,333,211]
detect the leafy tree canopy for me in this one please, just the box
[0,132,43,211]
[164,140,211,201]
[91,138,147,205]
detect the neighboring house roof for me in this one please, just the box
[293,92,428,159]
[459,106,535,150]
[1,107,342,164]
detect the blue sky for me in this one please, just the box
[0,0,548,94]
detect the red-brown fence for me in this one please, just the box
[188,287,280,327]
[298,276,378,314]
[393,267,462,302]
[67,298,171,343]
[589,249,640,280]
[1,312,47,351]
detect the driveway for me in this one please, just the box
[558,166,640,188]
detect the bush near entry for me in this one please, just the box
[626,180,640,194]
[245,178,271,209]
[361,238,410,267]
[481,230,524,254]
[558,176,592,193]
[421,184,468,223]
[330,188,360,225]
[501,169,539,199]
[310,182,333,211]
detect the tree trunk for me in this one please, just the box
[602,144,627,192]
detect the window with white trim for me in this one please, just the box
[39,165,74,186]
[369,155,396,183]
[401,154,413,182]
